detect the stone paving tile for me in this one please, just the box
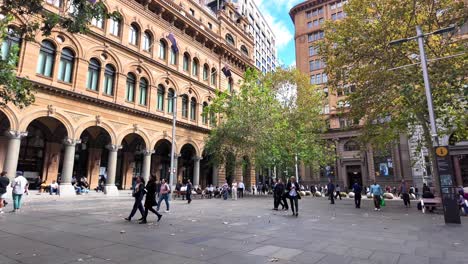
[316,253,353,264]
[271,247,303,260]
[293,251,326,264]
[397,254,429,264]
[206,252,271,264]
[0,254,20,264]
[248,245,281,257]
[369,251,401,264]
[197,237,261,252]
[346,247,374,259]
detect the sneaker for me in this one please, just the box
[374,208,378,211]
[0,211,4,214]
[157,215,162,222]
[139,220,147,224]
[165,210,170,213]
[377,209,381,211]
[124,217,131,221]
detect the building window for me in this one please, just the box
[167,88,175,113]
[307,22,312,29]
[306,11,312,18]
[323,73,328,83]
[227,78,233,93]
[139,78,148,106]
[332,13,337,21]
[91,14,104,29]
[126,73,136,102]
[310,75,315,85]
[323,104,330,114]
[189,8,195,16]
[181,95,189,118]
[157,84,165,111]
[129,23,139,46]
[225,33,235,46]
[190,97,197,121]
[142,31,152,52]
[86,58,100,91]
[211,68,217,86]
[169,49,177,65]
[57,48,74,83]
[192,58,199,76]
[308,46,316,56]
[202,102,208,124]
[339,117,350,128]
[203,64,209,81]
[344,140,360,151]
[241,45,249,56]
[46,0,62,8]
[109,17,121,36]
[319,18,324,24]
[36,40,56,77]
[208,22,212,30]
[103,64,116,95]
[159,39,167,60]
[1,27,22,63]
[183,53,190,72]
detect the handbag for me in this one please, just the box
[380,197,386,207]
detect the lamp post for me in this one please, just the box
[169,92,178,195]
[389,25,460,224]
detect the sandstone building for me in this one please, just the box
[0,0,256,195]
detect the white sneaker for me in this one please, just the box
[165,210,170,213]
[374,208,378,211]
[377,209,381,211]
[0,211,4,214]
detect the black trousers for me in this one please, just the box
[129,197,145,219]
[402,193,410,207]
[289,196,299,213]
[330,192,335,204]
[281,195,289,210]
[273,194,284,209]
[143,206,162,220]
[238,188,244,198]
[335,191,342,200]
[354,193,361,208]
[186,192,192,203]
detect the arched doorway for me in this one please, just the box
[74,126,111,189]
[200,150,214,188]
[179,144,196,184]
[19,117,68,186]
[152,139,172,181]
[117,133,146,190]
[0,112,11,173]
[225,152,236,185]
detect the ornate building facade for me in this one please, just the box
[290,0,413,189]
[0,0,255,196]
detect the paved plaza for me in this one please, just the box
[0,193,467,264]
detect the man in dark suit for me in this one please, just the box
[273,179,285,210]
[352,180,362,208]
[327,179,335,204]
[186,180,192,204]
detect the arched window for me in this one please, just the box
[103,64,116,95]
[143,31,152,52]
[240,45,248,56]
[170,49,177,65]
[167,88,175,113]
[211,68,217,86]
[159,39,167,60]
[139,78,148,106]
[57,48,74,83]
[225,33,235,46]
[1,27,22,64]
[183,53,190,72]
[203,64,209,81]
[46,0,62,8]
[157,84,165,111]
[129,23,139,46]
[36,40,56,77]
[202,102,208,124]
[109,16,121,36]
[227,78,233,93]
[190,97,197,121]
[344,140,360,151]
[192,58,199,76]
[181,95,189,118]
[87,58,100,91]
[126,73,136,102]
[91,9,105,29]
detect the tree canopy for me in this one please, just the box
[317,0,467,186]
[204,68,334,179]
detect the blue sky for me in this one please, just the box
[254,0,303,67]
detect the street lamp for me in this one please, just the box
[168,92,178,195]
[389,25,460,224]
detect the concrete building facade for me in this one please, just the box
[290,0,413,189]
[0,0,256,196]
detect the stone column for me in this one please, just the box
[141,149,154,183]
[60,138,81,197]
[3,130,28,182]
[105,144,121,196]
[212,165,219,186]
[193,156,202,188]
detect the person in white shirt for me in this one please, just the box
[238,181,245,198]
[49,180,59,195]
[11,171,29,212]
[231,181,237,200]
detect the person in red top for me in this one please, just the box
[157,178,170,212]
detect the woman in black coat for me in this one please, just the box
[140,175,162,224]
[286,176,301,217]
[125,176,146,222]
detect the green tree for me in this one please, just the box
[204,68,334,181]
[0,0,117,108]
[317,0,467,188]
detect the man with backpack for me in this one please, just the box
[352,180,362,208]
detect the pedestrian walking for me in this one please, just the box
[231,181,237,200]
[11,171,29,213]
[0,171,10,214]
[335,184,342,200]
[125,176,145,221]
[327,179,335,205]
[222,182,229,200]
[140,175,162,224]
[273,179,286,210]
[157,179,170,212]
[286,176,300,217]
[370,180,383,211]
[238,180,245,198]
[352,180,362,208]
[399,179,410,208]
[186,179,192,204]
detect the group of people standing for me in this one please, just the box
[272,176,301,217]
[0,171,29,213]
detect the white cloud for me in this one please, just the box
[262,12,292,49]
